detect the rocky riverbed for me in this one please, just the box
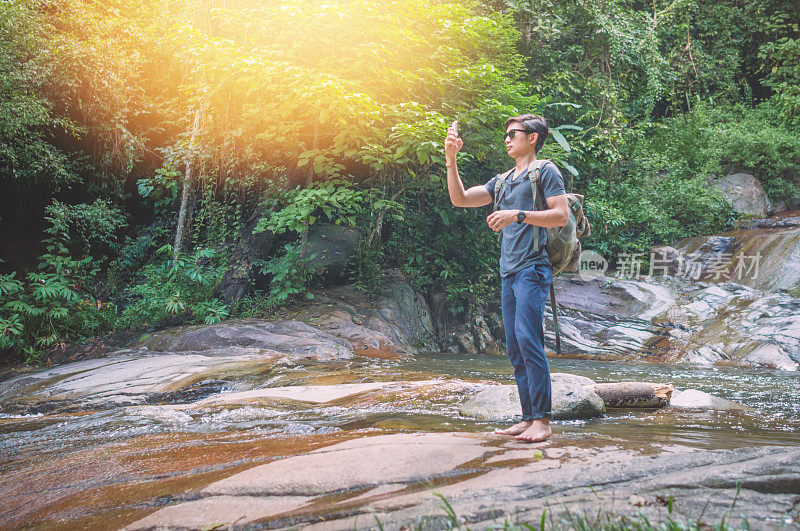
[1,309,799,529]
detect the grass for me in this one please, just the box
[366,484,790,531]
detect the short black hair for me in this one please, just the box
[504,114,548,153]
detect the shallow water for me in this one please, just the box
[0,352,798,528]
[375,352,800,446]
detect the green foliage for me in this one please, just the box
[255,181,376,236]
[120,245,228,329]
[3,0,800,363]
[384,180,501,318]
[0,203,118,362]
[758,7,800,122]
[44,199,127,260]
[252,244,319,311]
[648,102,800,201]
[137,160,183,215]
[0,0,78,186]
[228,293,275,319]
[351,239,386,296]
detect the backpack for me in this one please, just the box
[493,158,591,354]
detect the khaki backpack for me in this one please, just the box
[493,158,591,353]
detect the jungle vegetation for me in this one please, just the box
[1,0,799,362]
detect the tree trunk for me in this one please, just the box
[173,107,202,259]
[367,185,404,250]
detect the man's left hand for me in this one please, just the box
[487,210,519,232]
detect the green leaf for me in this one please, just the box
[550,129,571,152]
[562,162,579,176]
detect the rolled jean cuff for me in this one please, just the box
[527,412,551,420]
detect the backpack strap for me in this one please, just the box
[493,168,515,243]
[526,159,549,252]
[492,168,515,212]
[550,283,562,355]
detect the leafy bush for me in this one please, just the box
[637,102,800,201]
[0,203,118,362]
[251,243,320,311]
[120,245,228,329]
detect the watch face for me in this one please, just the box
[517,211,526,223]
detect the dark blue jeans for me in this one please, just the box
[501,262,553,420]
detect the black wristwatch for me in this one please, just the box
[516,210,526,224]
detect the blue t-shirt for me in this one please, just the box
[484,161,566,278]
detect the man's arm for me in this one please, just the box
[447,165,492,208]
[523,194,569,227]
[444,120,492,208]
[486,194,569,232]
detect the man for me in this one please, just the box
[444,115,569,443]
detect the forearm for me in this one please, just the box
[521,208,568,228]
[445,162,468,206]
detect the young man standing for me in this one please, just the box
[444,115,569,443]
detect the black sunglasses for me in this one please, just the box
[503,128,530,141]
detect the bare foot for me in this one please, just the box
[493,420,532,436]
[514,418,552,443]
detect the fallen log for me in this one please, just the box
[586,382,674,408]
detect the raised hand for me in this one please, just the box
[444,120,463,162]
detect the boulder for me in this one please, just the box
[712,173,773,218]
[214,210,276,305]
[280,275,438,354]
[378,277,438,351]
[134,319,353,358]
[669,389,752,411]
[744,344,799,371]
[300,224,360,285]
[459,373,604,420]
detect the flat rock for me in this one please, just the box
[0,352,277,413]
[134,319,353,359]
[123,434,800,530]
[124,495,311,530]
[203,433,487,496]
[192,380,452,406]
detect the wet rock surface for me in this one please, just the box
[0,352,275,414]
[669,389,753,411]
[3,218,800,528]
[275,275,438,355]
[1,348,798,529]
[545,272,800,371]
[123,434,800,530]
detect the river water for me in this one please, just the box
[0,352,798,528]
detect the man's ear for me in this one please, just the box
[530,132,538,147]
